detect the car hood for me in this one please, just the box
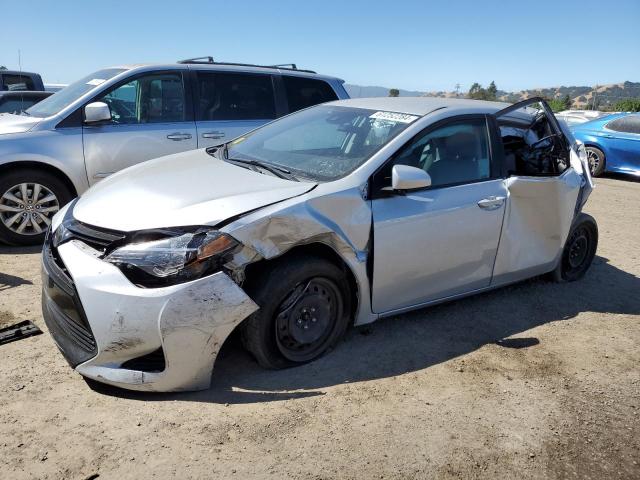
[72,149,316,232]
[0,112,42,134]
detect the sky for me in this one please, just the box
[1,0,639,93]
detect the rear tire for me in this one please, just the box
[552,213,598,282]
[240,255,351,369]
[0,169,73,246]
[585,146,605,177]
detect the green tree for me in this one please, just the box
[388,88,400,97]
[613,99,640,112]
[486,81,498,100]
[546,98,566,112]
[468,82,486,100]
[0,66,7,70]
[561,94,572,110]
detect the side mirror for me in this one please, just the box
[391,165,431,191]
[84,102,111,123]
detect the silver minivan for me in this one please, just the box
[0,58,348,245]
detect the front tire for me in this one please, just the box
[586,146,605,177]
[241,255,351,369]
[0,169,73,246]
[552,213,598,282]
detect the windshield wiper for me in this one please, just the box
[227,158,299,181]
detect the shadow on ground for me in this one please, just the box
[0,272,34,291]
[88,256,640,404]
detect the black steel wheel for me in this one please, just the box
[553,213,598,282]
[241,255,351,369]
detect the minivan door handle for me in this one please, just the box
[166,133,192,141]
[202,131,225,139]
[477,196,505,210]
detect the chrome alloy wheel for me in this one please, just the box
[586,149,600,175]
[0,183,60,235]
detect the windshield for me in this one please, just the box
[226,105,419,181]
[26,68,126,118]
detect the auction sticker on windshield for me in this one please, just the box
[369,111,419,123]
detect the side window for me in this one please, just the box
[196,72,276,121]
[385,119,491,188]
[2,74,35,91]
[0,98,39,114]
[98,72,186,124]
[606,116,640,134]
[282,76,338,113]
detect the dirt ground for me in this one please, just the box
[0,176,638,480]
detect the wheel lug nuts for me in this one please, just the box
[303,325,308,330]
[312,317,317,322]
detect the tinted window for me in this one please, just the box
[2,74,35,91]
[282,76,338,112]
[196,72,275,121]
[606,115,640,134]
[98,72,186,124]
[387,119,490,188]
[0,97,39,114]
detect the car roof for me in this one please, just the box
[328,96,513,117]
[110,63,344,82]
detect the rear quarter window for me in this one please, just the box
[606,116,640,134]
[282,76,338,113]
[2,74,36,91]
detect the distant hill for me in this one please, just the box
[346,81,640,109]
[344,84,425,98]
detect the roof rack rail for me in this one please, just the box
[176,57,316,74]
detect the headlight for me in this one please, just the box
[105,229,239,287]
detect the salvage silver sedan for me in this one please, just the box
[41,97,598,392]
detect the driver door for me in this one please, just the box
[371,115,507,313]
[82,71,196,184]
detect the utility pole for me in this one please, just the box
[592,84,599,111]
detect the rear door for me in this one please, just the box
[603,115,640,172]
[83,71,196,184]
[193,71,278,147]
[490,98,585,284]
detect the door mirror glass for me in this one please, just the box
[392,165,431,190]
[84,102,111,123]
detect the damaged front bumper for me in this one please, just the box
[41,238,257,392]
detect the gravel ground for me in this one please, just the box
[0,176,638,480]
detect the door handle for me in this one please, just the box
[166,133,192,141]
[477,196,505,210]
[202,131,225,139]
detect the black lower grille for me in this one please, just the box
[121,348,166,372]
[42,237,97,367]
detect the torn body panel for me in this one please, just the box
[492,168,582,285]
[53,240,258,392]
[222,185,376,326]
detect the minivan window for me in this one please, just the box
[27,68,126,118]
[2,74,35,91]
[98,72,186,124]
[606,115,640,135]
[196,72,276,121]
[282,76,338,113]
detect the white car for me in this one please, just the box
[42,97,597,392]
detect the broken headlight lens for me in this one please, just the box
[104,230,239,287]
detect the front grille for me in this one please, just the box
[42,235,98,367]
[63,220,126,251]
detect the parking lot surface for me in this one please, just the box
[1,176,638,480]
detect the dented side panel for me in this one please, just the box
[222,185,377,326]
[491,168,582,285]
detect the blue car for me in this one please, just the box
[571,113,640,177]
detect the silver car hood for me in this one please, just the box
[72,150,316,232]
[0,112,42,135]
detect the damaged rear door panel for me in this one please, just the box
[490,97,591,285]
